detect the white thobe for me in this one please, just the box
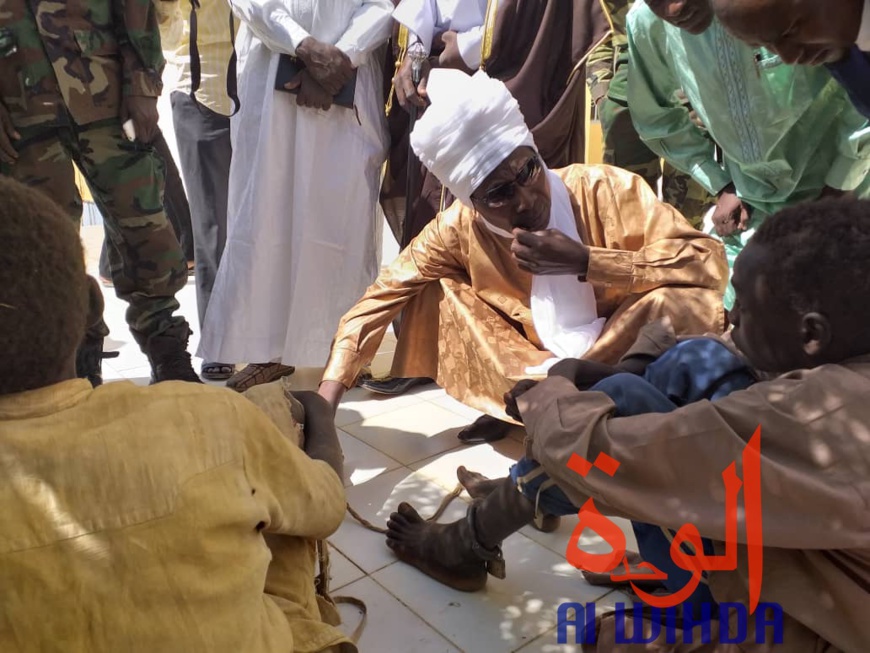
[393,0,488,69]
[198,0,392,367]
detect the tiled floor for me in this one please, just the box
[82,225,634,653]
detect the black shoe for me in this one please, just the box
[360,376,434,396]
[145,334,202,384]
[457,415,514,445]
[75,335,120,388]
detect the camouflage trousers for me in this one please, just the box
[1,117,190,348]
[599,61,715,229]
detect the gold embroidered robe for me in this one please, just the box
[324,164,728,419]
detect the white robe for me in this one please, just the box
[198,0,392,367]
[393,0,488,68]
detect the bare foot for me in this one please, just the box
[457,466,502,499]
[386,502,487,592]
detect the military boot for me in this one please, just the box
[145,332,202,384]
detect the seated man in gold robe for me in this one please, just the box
[319,69,728,444]
[0,178,354,653]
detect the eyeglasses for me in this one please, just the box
[472,156,542,208]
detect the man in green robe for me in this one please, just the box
[627,0,870,308]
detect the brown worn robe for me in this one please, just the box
[516,356,870,652]
[381,0,611,245]
[324,164,727,420]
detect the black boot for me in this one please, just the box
[145,333,202,384]
[75,335,119,388]
[385,477,537,591]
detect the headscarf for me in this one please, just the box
[410,69,536,205]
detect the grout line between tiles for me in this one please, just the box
[338,428,405,470]
[366,574,469,653]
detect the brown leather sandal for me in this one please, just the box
[226,362,296,392]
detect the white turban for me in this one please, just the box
[410,69,537,206]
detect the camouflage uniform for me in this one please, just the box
[586,0,715,228]
[0,0,190,350]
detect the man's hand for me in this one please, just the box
[318,380,347,415]
[675,89,706,130]
[438,31,474,73]
[292,390,344,478]
[504,379,539,423]
[394,50,432,110]
[290,70,333,111]
[120,96,160,144]
[0,102,20,164]
[547,359,621,390]
[296,37,353,96]
[511,228,590,276]
[711,185,750,237]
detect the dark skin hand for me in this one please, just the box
[504,360,624,421]
[0,102,20,164]
[711,184,750,237]
[296,37,353,96]
[120,96,160,144]
[286,69,333,111]
[438,31,474,73]
[394,29,473,110]
[292,390,344,478]
[511,228,591,277]
[714,185,847,237]
[504,379,539,422]
[547,358,622,390]
[394,50,433,109]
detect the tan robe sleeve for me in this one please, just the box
[236,399,346,540]
[516,369,870,550]
[581,166,728,295]
[322,208,469,388]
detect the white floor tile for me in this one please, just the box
[411,438,526,494]
[430,394,486,422]
[327,544,366,591]
[514,590,634,652]
[342,402,470,466]
[406,384,448,401]
[332,467,469,574]
[338,429,403,487]
[120,366,154,386]
[335,577,460,653]
[101,362,126,383]
[335,386,425,428]
[373,533,611,653]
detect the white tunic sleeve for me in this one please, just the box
[393,0,439,54]
[455,25,483,68]
[230,0,311,55]
[334,0,394,67]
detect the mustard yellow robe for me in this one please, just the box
[0,379,353,653]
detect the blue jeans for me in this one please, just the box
[510,338,755,613]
